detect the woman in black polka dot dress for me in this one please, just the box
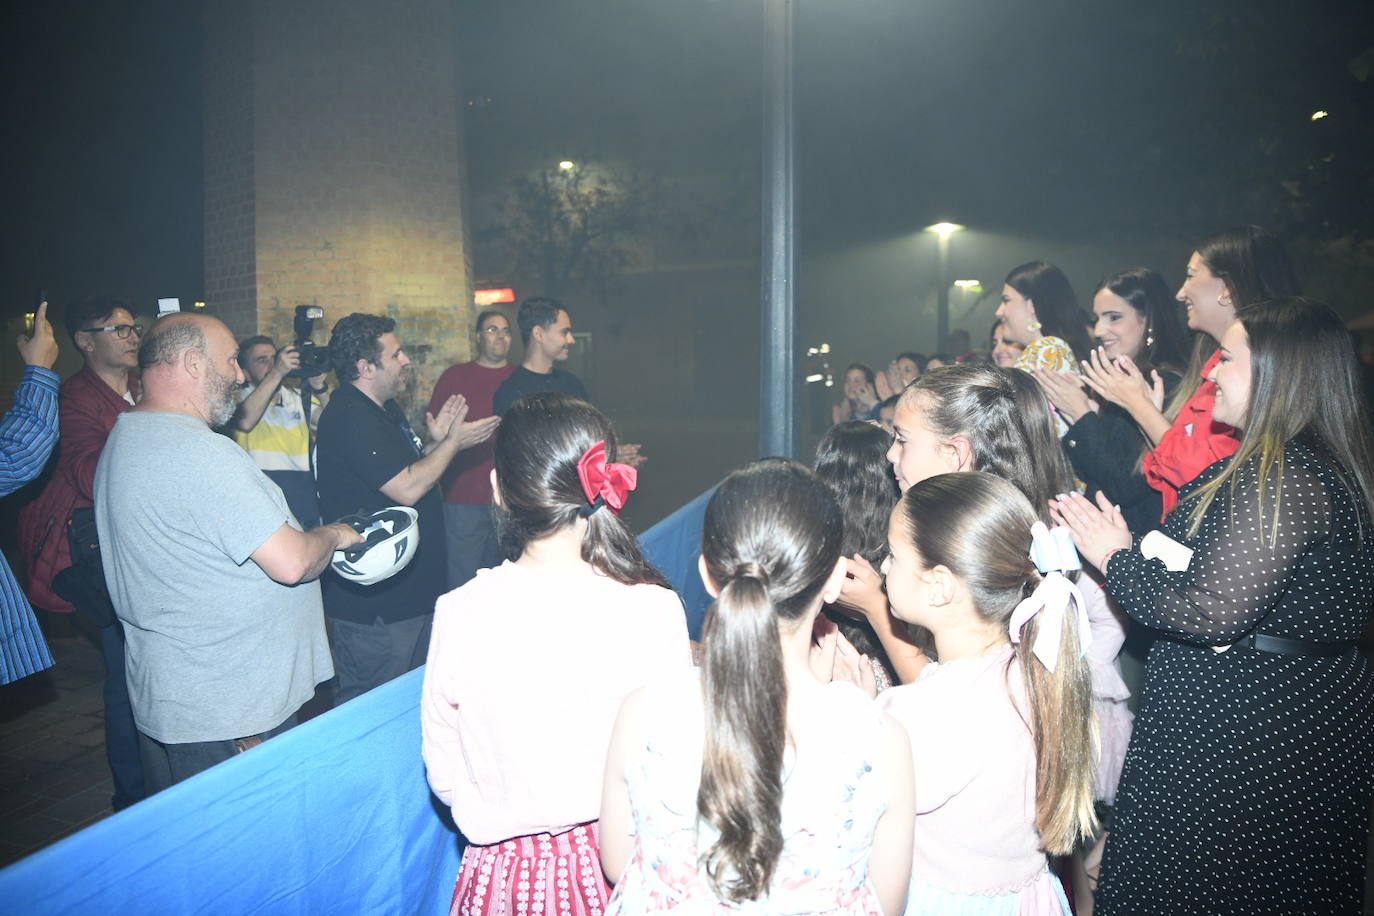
[1055,298,1374,913]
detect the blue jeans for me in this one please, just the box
[100,620,146,810]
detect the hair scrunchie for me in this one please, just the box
[576,440,637,517]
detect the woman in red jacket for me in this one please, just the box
[1078,226,1299,517]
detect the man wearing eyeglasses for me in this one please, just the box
[427,310,515,589]
[18,294,146,810]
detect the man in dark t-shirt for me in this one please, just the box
[493,297,645,468]
[492,297,589,416]
[315,313,500,705]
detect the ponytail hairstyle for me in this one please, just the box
[697,458,843,902]
[1167,225,1302,416]
[899,472,1098,853]
[906,364,1076,520]
[1004,261,1095,361]
[1183,298,1374,543]
[493,392,670,589]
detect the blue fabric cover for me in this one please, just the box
[638,484,716,641]
[0,668,463,915]
[0,487,719,913]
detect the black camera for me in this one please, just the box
[291,305,331,379]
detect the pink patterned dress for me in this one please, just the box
[605,671,892,914]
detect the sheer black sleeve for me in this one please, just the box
[1104,457,1332,645]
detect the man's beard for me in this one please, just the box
[205,367,238,428]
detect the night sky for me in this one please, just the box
[2,0,1369,324]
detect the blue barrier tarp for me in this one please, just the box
[0,487,717,914]
[638,484,716,641]
[0,668,463,916]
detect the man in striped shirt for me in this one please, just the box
[1,301,60,684]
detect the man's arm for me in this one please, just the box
[231,346,301,432]
[379,413,500,506]
[250,521,363,585]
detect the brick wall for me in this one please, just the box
[203,0,475,420]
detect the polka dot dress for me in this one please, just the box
[1097,439,1374,914]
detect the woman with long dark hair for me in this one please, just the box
[1056,299,1374,913]
[600,459,914,914]
[997,261,1095,373]
[814,421,907,688]
[1078,226,1299,517]
[421,392,690,916]
[1034,267,1193,533]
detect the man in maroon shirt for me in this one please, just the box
[428,310,515,588]
[19,294,144,809]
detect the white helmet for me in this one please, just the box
[331,506,420,586]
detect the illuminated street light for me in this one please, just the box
[558,160,576,170]
[1310,110,1329,121]
[925,223,966,350]
[953,279,981,291]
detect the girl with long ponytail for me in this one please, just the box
[599,458,914,914]
[421,392,690,916]
[881,472,1098,913]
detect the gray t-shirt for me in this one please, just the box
[95,411,333,743]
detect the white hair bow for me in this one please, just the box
[1008,522,1093,673]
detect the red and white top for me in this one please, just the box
[1143,350,1239,518]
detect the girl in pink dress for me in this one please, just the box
[599,458,915,914]
[880,472,1098,914]
[421,392,691,916]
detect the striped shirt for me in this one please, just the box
[1,366,60,684]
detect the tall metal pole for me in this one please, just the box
[936,233,950,353]
[760,0,797,459]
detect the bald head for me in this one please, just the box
[138,313,219,370]
[137,313,244,426]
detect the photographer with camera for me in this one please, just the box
[231,332,330,527]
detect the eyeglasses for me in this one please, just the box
[480,326,512,337]
[80,324,144,339]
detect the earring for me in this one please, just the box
[1145,326,1155,348]
[1027,320,1042,332]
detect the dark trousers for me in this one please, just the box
[137,711,299,796]
[329,613,432,707]
[443,503,503,590]
[99,621,146,811]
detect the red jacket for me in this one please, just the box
[18,367,138,612]
[1142,349,1240,518]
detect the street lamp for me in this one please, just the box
[558,160,576,171]
[925,222,965,351]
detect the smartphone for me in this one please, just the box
[25,288,45,335]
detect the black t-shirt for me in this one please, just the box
[492,365,590,416]
[315,383,445,623]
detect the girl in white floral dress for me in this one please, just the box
[599,459,914,914]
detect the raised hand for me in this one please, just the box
[1079,347,1152,411]
[618,442,646,469]
[18,301,58,369]
[1050,490,1131,571]
[837,554,887,622]
[272,344,302,378]
[448,414,500,449]
[425,394,468,441]
[1032,368,1096,424]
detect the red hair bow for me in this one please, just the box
[576,440,637,515]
